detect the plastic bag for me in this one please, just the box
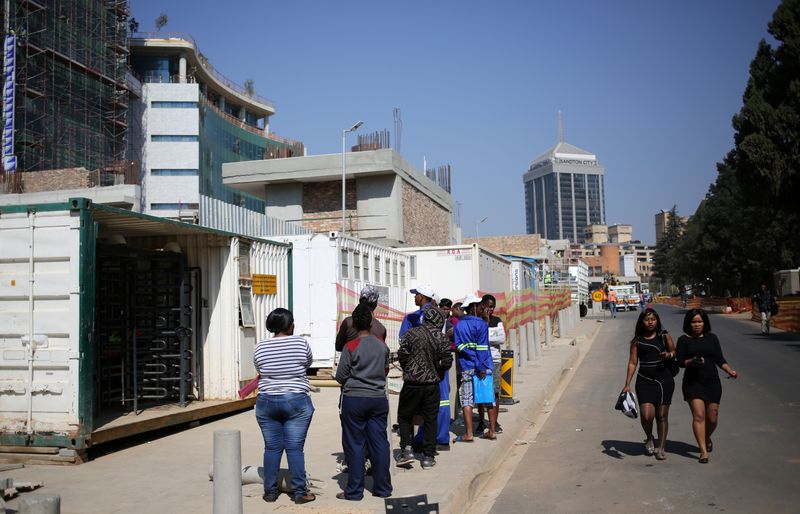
[473,371,495,404]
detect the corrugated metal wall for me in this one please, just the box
[199,195,310,238]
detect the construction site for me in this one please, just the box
[0,0,135,192]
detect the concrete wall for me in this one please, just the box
[356,174,402,241]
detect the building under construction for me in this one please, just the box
[1,0,132,177]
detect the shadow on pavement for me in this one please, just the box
[601,439,700,460]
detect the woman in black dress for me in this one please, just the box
[675,309,738,463]
[622,308,676,460]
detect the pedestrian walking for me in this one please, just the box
[335,285,387,351]
[453,294,495,442]
[335,304,393,500]
[675,309,738,463]
[621,308,676,460]
[254,308,316,504]
[395,307,453,469]
[608,289,618,318]
[753,284,777,335]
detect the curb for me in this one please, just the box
[439,321,602,514]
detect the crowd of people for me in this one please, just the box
[250,283,507,503]
[622,307,738,464]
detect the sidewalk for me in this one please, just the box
[3,317,602,514]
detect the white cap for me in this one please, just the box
[462,294,483,307]
[410,284,436,299]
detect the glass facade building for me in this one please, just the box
[523,142,605,243]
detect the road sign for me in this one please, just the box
[592,290,605,302]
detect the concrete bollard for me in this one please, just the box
[545,317,553,348]
[527,322,539,360]
[18,494,60,514]
[213,430,243,514]
[558,310,567,339]
[516,326,528,366]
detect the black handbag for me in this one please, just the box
[663,333,680,377]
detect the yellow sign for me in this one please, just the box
[592,290,605,302]
[252,274,278,295]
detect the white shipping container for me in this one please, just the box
[398,244,512,310]
[0,199,290,451]
[279,233,410,368]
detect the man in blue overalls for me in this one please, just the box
[399,284,451,451]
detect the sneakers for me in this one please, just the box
[421,456,436,469]
[395,446,415,466]
[262,492,280,503]
[495,423,504,434]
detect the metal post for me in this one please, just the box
[213,430,243,514]
[341,129,346,234]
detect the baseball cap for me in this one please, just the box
[462,294,483,307]
[410,284,436,299]
[360,285,380,303]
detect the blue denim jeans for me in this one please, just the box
[255,393,314,498]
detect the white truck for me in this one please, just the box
[608,284,638,311]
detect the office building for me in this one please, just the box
[523,137,605,243]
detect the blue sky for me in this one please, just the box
[130,0,781,244]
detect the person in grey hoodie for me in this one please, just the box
[335,304,392,500]
[395,307,453,469]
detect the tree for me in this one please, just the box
[128,17,139,33]
[652,205,685,287]
[678,0,800,294]
[155,13,168,31]
[244,79,254,97]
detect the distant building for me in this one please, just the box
[608,224,632,244]
[129,33,304,223]
[583,224,608,244]
[463,234,545,258]
[523,138,606,243]
[654,210,689,244]
[222,148,455,247]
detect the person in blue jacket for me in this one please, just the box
[453,294,495,442]
[400,284,436,336]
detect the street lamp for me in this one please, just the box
[342,120,364,235]
[476,216,488,247]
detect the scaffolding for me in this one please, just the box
[0,0,130,175]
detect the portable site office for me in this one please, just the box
[0,198,290,456]
[278,233,410,369]
[398,244,512,310]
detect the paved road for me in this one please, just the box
[489,306,800,513]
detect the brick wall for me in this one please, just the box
[463,234,543,256]
[21,168,94,192]
[402,181,450,246]
[302,180,358,234]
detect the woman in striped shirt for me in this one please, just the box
[254,308,315,504]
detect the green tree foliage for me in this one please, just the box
[676,0,800,293]
[652,205,685,286]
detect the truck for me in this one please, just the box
[608,284,638,311]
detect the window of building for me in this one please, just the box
[374,256,381,284]
[151,101,198,108]
[385,259,391,285]
[410,256,417,279]
[341,249,349,279]
[393,260,398,287]
[353,251,361,280]
[151,169,199,176]
[237,240,255,328]
[400,262,406,288]
[363,253,370,282]
[151,135,198,142]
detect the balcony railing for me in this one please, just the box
[130,32,275,109]
[200,96,267,138]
